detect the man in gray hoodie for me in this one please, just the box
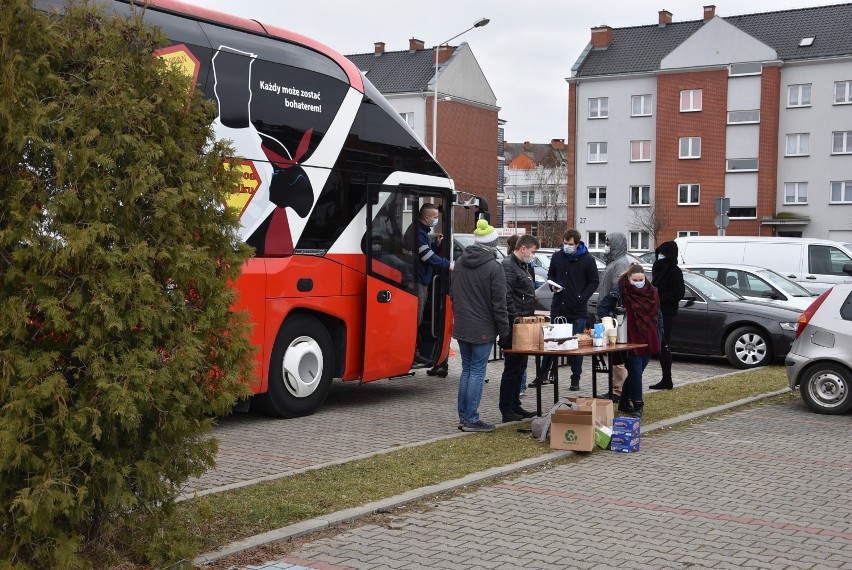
[595,232,630,400]
[450,219,510,433]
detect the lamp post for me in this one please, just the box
[432,17,490,158]
[504,190,518,234]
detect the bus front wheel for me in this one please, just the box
[257,315,334,418]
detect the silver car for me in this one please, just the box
[785,282,852,414]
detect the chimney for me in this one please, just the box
[659,10,672,26]
[703,5,715,20]
[374,42,385,56]
[551,139,565,150]
[591,25,613,49]
[409,38,424,52]
[434,44,454,64]
[523,141,531,151]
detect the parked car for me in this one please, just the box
[684,264,817,311]
[637,251,657,264]
[534,255,604,312]
[675,236,852,293]
[452,233,506,262]
[785,282,852,414]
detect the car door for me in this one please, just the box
[670,283,709,352]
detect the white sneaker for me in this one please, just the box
[519,389,526,397]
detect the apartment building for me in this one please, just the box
[567,4,852,253]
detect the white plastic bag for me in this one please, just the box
[542,316,573,341]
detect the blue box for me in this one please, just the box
[610,433,640,453]
[612,416,640,434]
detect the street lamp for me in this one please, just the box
[504,190,518,234]
[432,17,490,158]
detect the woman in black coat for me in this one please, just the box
[650,241,685,390]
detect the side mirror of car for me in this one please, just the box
[761,290,782,300]
[843,262,852,276]
[681,295,697,307]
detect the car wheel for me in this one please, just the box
[256,315,334,418]
[724,326,772,369]
[799,363,852,415]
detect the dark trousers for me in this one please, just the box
[659,312,677,382]
[500,352,528,414]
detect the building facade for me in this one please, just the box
[567,4,852,254]
[348,39,499,232]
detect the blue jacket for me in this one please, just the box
[412,221,450,285]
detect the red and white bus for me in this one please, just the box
[71,0,461,417]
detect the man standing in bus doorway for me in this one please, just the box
[650,240,685,390]
[532,229,599,391]
[404,204,453,365]
[499,234,540,422]
[450,220,510,432]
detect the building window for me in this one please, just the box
[729,207,757,218]
[832,131,852,154]
[588,186,607,207]
[729,62,762,76]
[785,133,810,156]
[399,112,414,127]
[588,142,608,163]
[831,180,852,203]
[629,231,650,251]
[834,81,852,104]
[588,97,608,119]
[680,89,702,112]
[631,94,652,117]
[629,185,651,206]
[726,158,759,172]
[679,137,701,159]
[403,197,413,212]
[678,183,700,205]
[784,182,808,204]
[787,84,811,107]
[677,230,699,238]
[587,231,606,249]
[727,110,760,124]
[520,190,535,205]
[630,140,651,162]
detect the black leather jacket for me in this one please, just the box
[502,253,536,321]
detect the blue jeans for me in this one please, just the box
[624,353,650,402]
[457,340,493,424]
[539,316,587,381]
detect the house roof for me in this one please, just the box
[575,3,852,77]
[346,48,441,93]
[504,142,567,169]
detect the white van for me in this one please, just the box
[675,236,852,293]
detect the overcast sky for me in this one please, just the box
[191,0,835,144]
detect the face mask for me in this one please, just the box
[658,254,665,260]
[604,245,611,254]
[430,217,439,228]
[631,279,646,288]
[563,244,576,254]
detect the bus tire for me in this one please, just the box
[257,315,334,418]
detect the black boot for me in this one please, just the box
[632,401,644,418]
[427,361,448,378]
[617,398,634,415]
[649,379,673,390]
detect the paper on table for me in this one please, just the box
[546,279,563,291]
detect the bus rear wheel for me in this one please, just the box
[257,315,334,418]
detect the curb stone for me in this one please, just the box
[193,386,792,566]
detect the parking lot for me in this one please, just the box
[184,352,733,497]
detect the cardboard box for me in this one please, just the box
[550,409,594,452]
[612,416,641,434]
[610,433,640,453]
[569,398,614,430]
[594,424,612,449]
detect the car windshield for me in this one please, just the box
[535,250,555,270]
[755,269,815,297]
[684,272,742,301]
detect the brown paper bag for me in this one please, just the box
[512,315,548,351]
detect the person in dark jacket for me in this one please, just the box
[650,240,685,390]
[499,234,540,422]
[532,228,599,390]
[450,219,510,433]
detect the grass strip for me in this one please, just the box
[179,365,790,552]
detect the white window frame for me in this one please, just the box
[587,231,606,250]
[520,190,535,206]
[831,180,852,204]
[677,230,700,238]
[587,186,607,207]
[629,185,651,207]
[588,142,608,163]
[787,84,811,108]
[728,208,757,219]
[834,81,852,105]
[678,183,700,205]
[399,112,414,128]
[630,140,651,162]
[726,158,759,172]
[588,97,608,119]
[727,110,760,124]
[785,133,810,157]
[679,137,701,159]
[629,231,650,251]
[631,94,652,117]
[832,131,852,154]
[729,62,762,77]
[680,89,702,112]
[403,197,413,212]
[784,182,808,205]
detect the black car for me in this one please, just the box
[671,271,800,368]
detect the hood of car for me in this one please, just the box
[711,297,802,320]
